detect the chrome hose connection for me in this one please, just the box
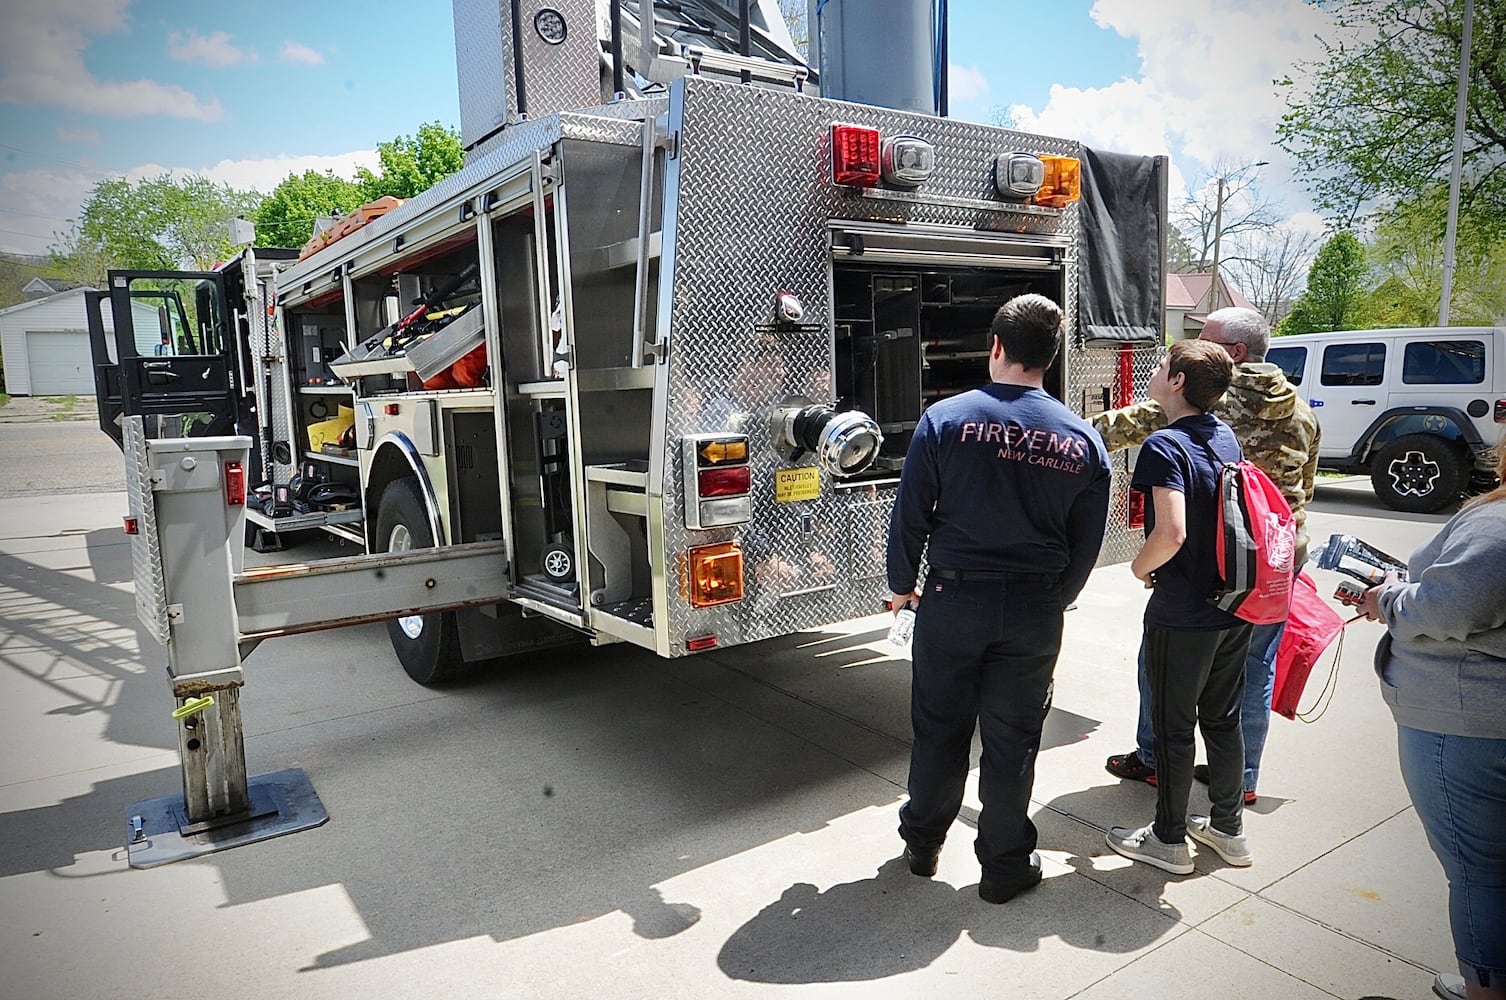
[774,401,883,478]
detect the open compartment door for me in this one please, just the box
[106,268,251,443]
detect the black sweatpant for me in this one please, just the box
[900,573,1063,881]
[1145,622,1252,843]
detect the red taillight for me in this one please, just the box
[225,461,246,506]
[697,466,751,498]
[385,403,400,415]
[686,635,718,651]
[832,124,881,187]
[1495,399,1505,423]
[1127,489,1146,530]
[123,516,139,535]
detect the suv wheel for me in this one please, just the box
[1370,434,1468,513]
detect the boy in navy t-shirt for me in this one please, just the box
[1106,339,1255,874]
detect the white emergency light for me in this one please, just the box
[994,153,1045,200]
[881,135,935,188]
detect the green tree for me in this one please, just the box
[50,174,261,284]
[1279,231,1369,334]
[1277,0,1506,230]
[254,170,366,250]
[356,122,465,200]
[1363,183,1504,326]
[1167,227,1199,272]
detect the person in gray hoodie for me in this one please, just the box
[1359,437,1506,1000]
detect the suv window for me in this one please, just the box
[1267,345,1307,385]
[1320,342,1385,386]
[1401,339,1485,384]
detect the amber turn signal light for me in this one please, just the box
[683,541,744,608]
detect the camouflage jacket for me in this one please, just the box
[1091,362,1323,564]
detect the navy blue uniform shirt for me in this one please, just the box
[1132,414,1245,631]
[886,383,1112,604]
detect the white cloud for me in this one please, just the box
[0,150,379,255]
[121,151,380,194]
[1009,0,1337,220]
[0,165,105,254]
[279,41,325,66]
[168,29,260,68]
[0,0,224,120]
[56,126,102,145]
[948,63,991,103]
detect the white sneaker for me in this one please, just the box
[1433,972,1467,1000]
[1186,814,1254,867]
[1105,824,1194,875]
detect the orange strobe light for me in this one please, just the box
[684,541,744,608]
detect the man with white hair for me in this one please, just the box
[1097,307,1321,804]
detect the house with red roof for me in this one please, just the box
[1167,272,1257,340]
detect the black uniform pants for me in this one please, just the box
[899,572,1063,881]
[1144,622,1252,844]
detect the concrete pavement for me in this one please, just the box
[0,478,1460,999]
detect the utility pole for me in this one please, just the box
[1209,175,1225,314]
[1440,0,1474,326]
[1206,160,1268,316]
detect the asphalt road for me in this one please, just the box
[0,463,1458,998]
[0,417,126,499]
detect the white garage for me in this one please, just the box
[23,330,93,394]
[0,287,162,397]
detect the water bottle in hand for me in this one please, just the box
[888,604,917,647]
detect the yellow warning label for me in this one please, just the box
[775,466,821,503]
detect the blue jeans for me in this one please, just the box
[1397,726,1506,989]
[1136,619,1284,791]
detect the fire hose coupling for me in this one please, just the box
[775,402,884,478]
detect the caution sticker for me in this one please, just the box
[775,466,821,503]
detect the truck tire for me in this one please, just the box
[1370,434,1467,514]
[375,478,465,685]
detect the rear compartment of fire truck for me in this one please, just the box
[834,263,1065,471]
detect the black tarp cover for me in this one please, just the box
[1076,146,1166,348]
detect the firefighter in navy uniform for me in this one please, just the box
[887,293,1111,904]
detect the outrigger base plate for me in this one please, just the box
[124,767,328,869]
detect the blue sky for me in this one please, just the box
[0,0,1334,260]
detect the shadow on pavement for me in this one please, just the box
[0,528,173,754]
[718,853,1180,984]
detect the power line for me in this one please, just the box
[0,142,121,178]
[0,225,61,240]
[0,206,76,225]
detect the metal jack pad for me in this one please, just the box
[124,767,328,869]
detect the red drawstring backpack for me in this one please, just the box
[1273,570,1349,720]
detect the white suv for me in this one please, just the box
[1267,326,1506,512]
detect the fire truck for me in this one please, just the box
[94,0,1172,866]
[94,0,1169,685]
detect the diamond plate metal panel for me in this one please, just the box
[124,417,171,646]
[654,78,1102,652]
[454,0,600,148]
[241,254,297,486]
[285,106,660,291]
[1067,343,1164,564]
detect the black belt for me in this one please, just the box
[929,568,1059,585]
